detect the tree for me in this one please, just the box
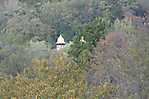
[27,40,49,59]
[87,18,149,98]
[2,14,52,44]
[68,17,110,68]
[0,45,31,76]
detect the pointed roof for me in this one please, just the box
[56,35,65,44]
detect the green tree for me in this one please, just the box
[0,46,31,76]
[68,17,110,68]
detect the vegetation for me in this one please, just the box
[0,0,149,98]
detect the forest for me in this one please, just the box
[0,0,149,98]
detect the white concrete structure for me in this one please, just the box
[56,35,65,50]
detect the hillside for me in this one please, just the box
[0,0,149,98]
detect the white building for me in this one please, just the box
[56,35,65,50]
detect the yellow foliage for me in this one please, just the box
[32,58,48,71]
[129,48,140,61]
[89,82,117,99]
[51,51,70,70]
